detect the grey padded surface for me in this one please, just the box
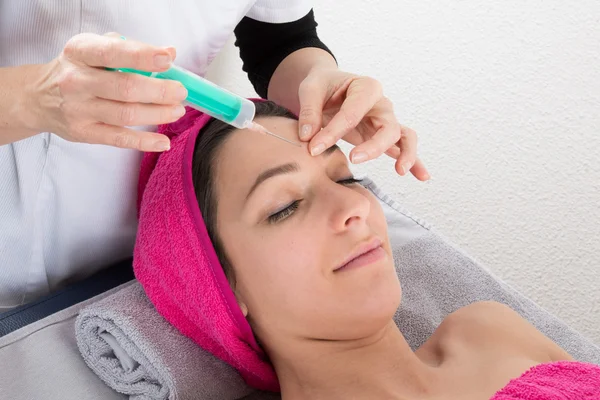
[0,283,132,400]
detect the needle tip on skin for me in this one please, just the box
[264,128,302,147]
[248,122,302,147]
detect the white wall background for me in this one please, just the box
[206,0,600,344]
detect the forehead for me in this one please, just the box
[216,116,309,179]
[228,116,302,154]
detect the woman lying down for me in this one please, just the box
[133,100,600,399]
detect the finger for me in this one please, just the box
[349,121,401,164]
[310,77,382,156]
[86,68,187,104]
[83,123,171,152]
[297,75,327,142]
[85,99,186,127]
[384,145,401,159]
[410,158,431,181]
[394,126,418,176]
[63,33,174,71]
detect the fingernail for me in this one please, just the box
[154,54,172,69]
[300,124,312,140]
[176,85,188,100]
[424,173,431,181]
[311,143,326,156]
[351,152,368,164]
[402,162,412,175]
[172,105,186,119]
[153,140,171,152]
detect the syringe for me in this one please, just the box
[108,65,301,147]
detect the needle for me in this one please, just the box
[247,122,302,147]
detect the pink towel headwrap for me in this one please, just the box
[133,104,279,392]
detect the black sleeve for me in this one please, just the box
[234,9,336,99]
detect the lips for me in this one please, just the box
[334,238,385,272]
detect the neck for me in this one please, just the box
[268,321,438,400]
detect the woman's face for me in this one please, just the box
[213,116,401,344]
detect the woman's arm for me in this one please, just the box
[268,47,336,115]
[234,9,335,112]
[0,34,185,150]
[234,10,429,180]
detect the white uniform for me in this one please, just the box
[0,0,311,310]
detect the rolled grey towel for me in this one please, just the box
[75,283,253,400]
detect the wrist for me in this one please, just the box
[18,63,51,133]
[269,48,337,112]
[307,59,338,76]
[0,63,54,144]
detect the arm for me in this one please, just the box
[234,8,336,113]
[234,10,429,180]
[268,47,335,115]
[0,34,185,151]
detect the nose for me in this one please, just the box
[326,182,371,233]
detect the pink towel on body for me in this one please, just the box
[133,104,279,392]
[491,361,600,399]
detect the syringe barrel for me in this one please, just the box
[115,65,256,129]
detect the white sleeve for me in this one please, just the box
[246,0,313,23]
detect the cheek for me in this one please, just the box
[369,197,390,243]
[222,224,323,309]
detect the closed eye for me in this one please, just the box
[268,200,301,224]
[266,178,362,224]
[337,177,363,186]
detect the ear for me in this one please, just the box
[239,301,249,317]
[234,290,249,317]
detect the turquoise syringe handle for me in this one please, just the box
[112,66,255,129]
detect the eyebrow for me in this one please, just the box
[245,144,341,200]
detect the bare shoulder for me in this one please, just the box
[443,301,524,330]
[436,301,573,362]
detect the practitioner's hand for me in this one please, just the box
[297,68,429,180]
[23,32,188,151]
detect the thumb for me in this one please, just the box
[104,32,123,38]
[104,32,176,63]
[297,76,328,142]
[165,46,177,60]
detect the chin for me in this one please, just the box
[332,275,402,340]
[364,277,401,324]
